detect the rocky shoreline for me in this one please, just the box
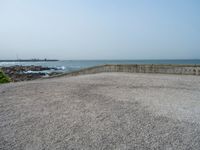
[0,65,63,82]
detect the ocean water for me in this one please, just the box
[0,60,200,73]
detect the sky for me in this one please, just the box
[0,0,200,60]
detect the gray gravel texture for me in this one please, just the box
[0,72,200,150]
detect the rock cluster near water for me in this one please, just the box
[0,65,62,82]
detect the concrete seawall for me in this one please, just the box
[49,64,200,79]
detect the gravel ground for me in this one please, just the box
[0,72,200,150]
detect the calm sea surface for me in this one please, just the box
[0,60,200,73]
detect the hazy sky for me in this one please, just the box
[0,0,200,60]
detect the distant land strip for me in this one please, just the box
[0,59,59,62]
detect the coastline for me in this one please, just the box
[1,64,200,83]
[0,59,59,62]
[0,65,63,82]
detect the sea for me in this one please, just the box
[0,59,200,73]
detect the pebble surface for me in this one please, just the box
[0,72,200,150]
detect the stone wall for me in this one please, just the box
[49,64,200,78]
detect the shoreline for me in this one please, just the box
[0,65,63,82]
[1,64,200,83]
[0,59,59,62]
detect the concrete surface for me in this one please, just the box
[0,72,200,149]
[50,64,200,78]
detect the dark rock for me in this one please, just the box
[48,72,63,76]
[0,65,56,82]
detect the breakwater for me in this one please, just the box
[51,64,200,78]
[0,59,58,62]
